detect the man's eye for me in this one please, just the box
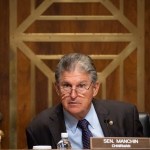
[62,84,71,88]
[78,84,86,88]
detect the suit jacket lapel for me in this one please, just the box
[48,104,66,145]
[93,100,111,137]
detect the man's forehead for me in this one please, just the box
[60,71,90,82]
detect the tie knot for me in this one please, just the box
[77,119,89,130]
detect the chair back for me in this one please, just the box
[139,112,150,137]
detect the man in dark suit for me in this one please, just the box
[26,53,143,149]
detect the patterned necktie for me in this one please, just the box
[77,119,93,149]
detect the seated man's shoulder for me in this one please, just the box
[93,99,136,110]
[27,103,62,129]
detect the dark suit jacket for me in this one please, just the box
[26,99,143,149]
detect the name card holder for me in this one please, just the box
[90,137,150,149]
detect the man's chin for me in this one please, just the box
[67,107,81,114]
[67,108,86,119]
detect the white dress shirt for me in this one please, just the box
[63,103,104,149]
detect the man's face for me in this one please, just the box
[56,69,100,120]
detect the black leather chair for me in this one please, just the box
[139,112,150,137]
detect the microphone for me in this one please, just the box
[104,119,109,124]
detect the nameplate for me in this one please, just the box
[90,137,150,149]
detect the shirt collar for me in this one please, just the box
[84,104,95,129]
[63,103,95,133]
[63,109,78,133]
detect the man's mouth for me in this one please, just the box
[68,102,80,105]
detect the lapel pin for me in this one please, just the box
[109,120,113,125]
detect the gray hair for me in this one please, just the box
[55,53,97,83]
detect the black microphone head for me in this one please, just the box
[104,119,109,123]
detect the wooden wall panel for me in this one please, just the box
[17,50,31,148]
[0,0,9,148]
[35,68,48,114]
[0,0,149,149]
[145,0,150,113]
[106,67,120,100]
[124,50,137,105]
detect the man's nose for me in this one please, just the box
[70,88,78,98]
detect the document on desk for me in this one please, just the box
[90,137,150,149]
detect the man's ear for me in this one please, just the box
[54,83,60,96]
[93,81,100,97]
